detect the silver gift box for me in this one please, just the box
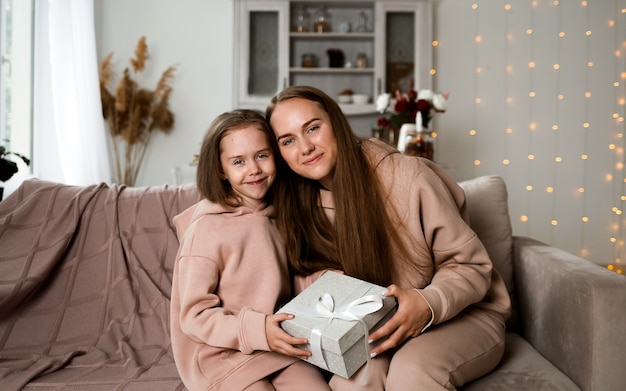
[277,271,397,379]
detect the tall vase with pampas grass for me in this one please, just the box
[99,36,176,186]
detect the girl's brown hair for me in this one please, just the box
[196,109,280,208]
[266,86,398,286]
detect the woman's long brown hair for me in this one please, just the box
[266,86,396,286]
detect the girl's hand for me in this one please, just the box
[367,284,431,356]
[266,313,312,359]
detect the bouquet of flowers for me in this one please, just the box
[375,89,449,133]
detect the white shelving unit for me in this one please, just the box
[233,0,433,118]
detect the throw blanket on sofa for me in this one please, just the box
[0,179,200,390]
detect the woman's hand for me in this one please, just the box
[266,313,312,359]
[367,284,431,357]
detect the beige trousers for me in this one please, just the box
[244,360,331,391]
[329,309,506,391]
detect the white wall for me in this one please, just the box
[95,0,626,271]
[94,0,234,187]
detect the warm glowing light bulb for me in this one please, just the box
[528,61,536,68]
[529,91,536,98]
[506,97,513,103]
[432,40,439,47]
[527,29,533,35]
[585,31,592,36]
[551,220,558,226]
[581,248,589,257]
[474,160,481,166]
[474,98,481,104]
[472,3,478,10]
[503,159,510,165]
[528,154,535,160]
[583,122,590,128]
[581,1,588,7]
[555,157,562,162]
[609,20,615,28]
[581,154,588,160]
[506,128,512,134]
[553,64,560,70]
[476,67,482,73]
[587,61,593,67]
[582,216,589,222]
[529,122,537,130]
[557,94,565,100]
[558,31,565,37]
[579,187,585,193]
[547,186,554,193]
[585,91,591,98]
[469,129,477,136]
[526,185,533,191]
[429,68,437,75]
[506,65,513,72]
[552,125,559,131]
[505,4,511,11]
[520,215,529,222]
[475,35,482,43]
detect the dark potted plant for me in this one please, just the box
[0,145,31,200]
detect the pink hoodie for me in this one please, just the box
[170,199,298,391]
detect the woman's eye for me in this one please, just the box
[307,125,319,133]
[281,138,294,146]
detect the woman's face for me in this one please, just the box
[269,98,338,190]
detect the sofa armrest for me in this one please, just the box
[513,236,626,391]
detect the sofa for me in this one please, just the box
[0,176,624,390]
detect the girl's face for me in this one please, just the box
[219,126,276,208]
[269,98,338,190]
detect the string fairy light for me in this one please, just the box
[579,0,592,259]
[471,2,480,173]
[503,4,513,171]
[522,0,538,235]
[609,0,626,274]
[548,0,563,241]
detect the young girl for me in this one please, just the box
[170,109,330,391]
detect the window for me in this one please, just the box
[1,0,33,173]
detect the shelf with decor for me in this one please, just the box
[233,0,433,119]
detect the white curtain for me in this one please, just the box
[33,0,110,185]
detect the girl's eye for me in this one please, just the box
[257,152,270,160]
[233,159,244,165]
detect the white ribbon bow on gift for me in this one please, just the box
[288,282,385,385]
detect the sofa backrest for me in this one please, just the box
[458,175,514,296]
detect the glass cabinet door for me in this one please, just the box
[375,1,432,96]
[234,1,288,107]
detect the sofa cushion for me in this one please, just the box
[461,333,580,390]
[458,175,514,296]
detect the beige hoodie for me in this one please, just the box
[314,138,511,328]
[170,199,298,391]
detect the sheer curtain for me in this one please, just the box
[33,0,110,185]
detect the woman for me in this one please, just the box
[265,86,511,390]
[170,109,330,391]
